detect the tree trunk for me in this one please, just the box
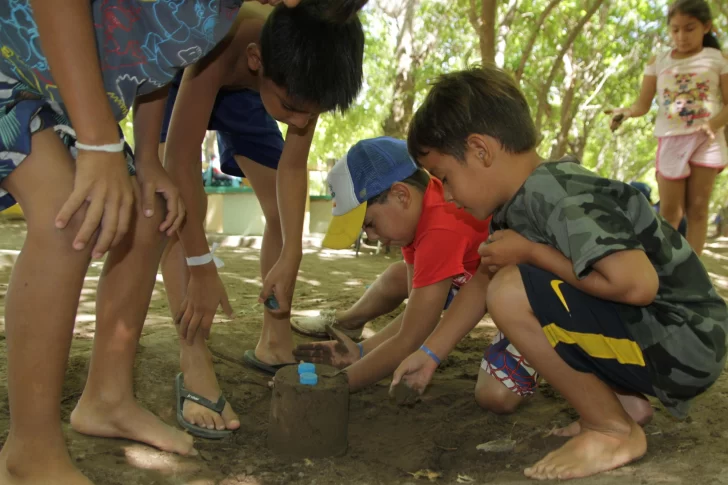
[381,0,420,139]
[468,0,498,65]
[534,0,606,132]
[480,0,498,64]
[514,0,562,82]
[496,0,519,66]
[549,51,576,160]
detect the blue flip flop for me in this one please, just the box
[175,373,233,439]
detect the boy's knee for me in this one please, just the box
[28,200,95,251]
[263,210,283,238]
[132,194,167,248]
[486,265,526,313]
[475,371,523,415]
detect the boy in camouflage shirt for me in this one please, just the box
[390,66,728,481]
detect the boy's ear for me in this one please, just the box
[466,134,497,168]
[389,182,412,208]
[247,43,262,71]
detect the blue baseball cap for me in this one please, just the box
[322,137,418,249]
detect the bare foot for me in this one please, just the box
[526,420,646,480]
[551,421,581,437]
[255,324,296,365]
[552,393,653,438]
[179,345,240,432]
[70,397,196,456]
[0,445,94,485]
[254,345,296,366]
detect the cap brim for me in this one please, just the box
[322,203,367,250]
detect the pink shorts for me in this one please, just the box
[656,131,728,180]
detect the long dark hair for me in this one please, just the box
[668,0,721,50]
[305,0,368,24]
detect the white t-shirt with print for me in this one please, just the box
[645,47,728,137]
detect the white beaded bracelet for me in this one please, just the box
[75,139,126,153]
[186,242,225,268]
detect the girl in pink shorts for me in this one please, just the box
[609,0,728,255]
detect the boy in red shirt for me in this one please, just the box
[293,137,537,398]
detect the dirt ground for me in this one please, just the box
[2,218,728,485]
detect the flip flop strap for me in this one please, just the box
[180,388,226,414]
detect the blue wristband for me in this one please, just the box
[357,342,364,359]
[420,344,441,366]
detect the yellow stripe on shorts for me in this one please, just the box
[542,323,645,367]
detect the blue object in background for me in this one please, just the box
[300,372,318,386]
[298,363,315,374]
[264,294,280,311]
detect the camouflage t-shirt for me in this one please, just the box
[490,160,728,418]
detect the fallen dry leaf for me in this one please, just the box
[407,469,442,481]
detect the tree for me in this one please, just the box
[468,0,498,64]
[381,0,421,139]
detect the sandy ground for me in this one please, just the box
[2,217,728,485]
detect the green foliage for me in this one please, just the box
[308,0,728,210]
[118,0,728,209]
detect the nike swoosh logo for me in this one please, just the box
[550,280,570,313]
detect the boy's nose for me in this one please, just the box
[289,114,313,130]
[443,189,456,204]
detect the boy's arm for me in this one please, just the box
[390,270,491,394]
[259,119,318,315]
[132,86,184,234]
[32,0,135,257]
[165,48,229,259]
[357,263,415,351]
[164,43,235,342]
[418,269,490,361]
[346,277,452,391]
[527,240,658,306]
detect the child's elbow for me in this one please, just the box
[622,271,659,306]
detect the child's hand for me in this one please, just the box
[260,252,301,316]
[605,108,632,132]
[55,150,135,258]
[175,265,234,344]
[698,121,718,140]
[390,349,438,396]
[293,325,359,369]
[478,230,533,274]
[135,159,186,235]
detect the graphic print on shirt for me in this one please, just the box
[662,72,712,128]
[0,0,240,119]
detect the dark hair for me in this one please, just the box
[668,0,721,50]
[260,1,365,112]
[407,66,538,161]
[367,169,431,205]
[306,0,368,24]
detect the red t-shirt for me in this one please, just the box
[401,178,491,289]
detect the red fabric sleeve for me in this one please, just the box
[411,230,469,289]
[401,245,415,265]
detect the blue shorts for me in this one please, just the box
[0,76,134,212]
[160,74,284,177]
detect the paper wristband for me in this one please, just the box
[186,242,225,268]
[75,139,126,153]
